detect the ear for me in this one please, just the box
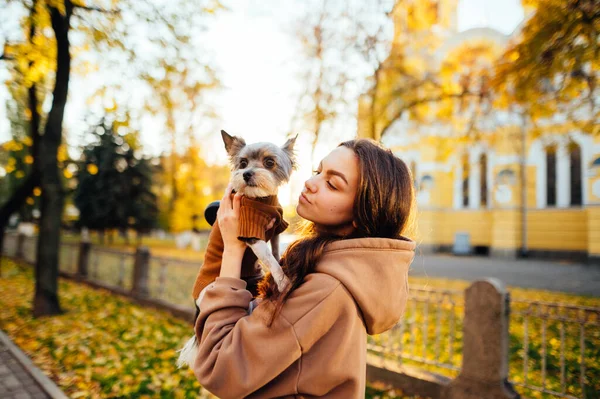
[221,130,246,157]
[281,134,298,168]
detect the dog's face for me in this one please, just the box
[221,130,297,198]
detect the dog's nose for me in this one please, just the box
[243,171,253,182]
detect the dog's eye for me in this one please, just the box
[239,159,248,168]
[264,158,275,168]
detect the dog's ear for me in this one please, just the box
[281,134,298,168]
[221,130,246,157]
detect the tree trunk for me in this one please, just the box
[33,3,72,317]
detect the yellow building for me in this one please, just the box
[359,1,600,261]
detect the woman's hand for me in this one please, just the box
[217,184,247,255]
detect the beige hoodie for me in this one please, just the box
[193,236,415,398]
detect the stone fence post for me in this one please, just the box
[77,241,91,278]
[132,246,150,298]
[443,279,520,399]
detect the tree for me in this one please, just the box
[1,0,223,316]
[158,142,230,233]
[74,119,158,241]
[493,0,599,136]
[291,1,352,164]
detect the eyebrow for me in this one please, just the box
[319,161,348,184]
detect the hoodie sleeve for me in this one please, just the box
[192,277,302,398]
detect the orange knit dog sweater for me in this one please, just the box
[192,195,289,299]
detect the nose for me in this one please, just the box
[243,170,253,182]
[304,176,317,192]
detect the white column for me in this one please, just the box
[469,158,481,209]
[556,142,570,207]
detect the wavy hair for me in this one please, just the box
[258,138,416,324]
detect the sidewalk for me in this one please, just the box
[0,330,67,399]
[410,253,600,297]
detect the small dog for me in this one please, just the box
[177,130,296,368]
[220,129,296,285]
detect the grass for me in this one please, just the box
[0,259,426,399]
[11,234,600,398]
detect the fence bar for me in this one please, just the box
[560,322,566,394]
[542,319,547,389]
[580,323,586,399]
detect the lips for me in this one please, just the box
[299,192,311,204]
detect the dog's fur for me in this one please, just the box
[176,130,296,369]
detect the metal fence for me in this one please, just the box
[147,255,199,306]
[3,233,599,399]
[367,286,463,375]
[510,300,600,399]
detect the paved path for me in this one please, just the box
[409,254,600,297]
[0,330,67,399]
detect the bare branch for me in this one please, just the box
[72,2,119,14]
[379,91,481,139]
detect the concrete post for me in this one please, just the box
[443,279,520,399]
[132,246,150,298]
[77,241,91,278]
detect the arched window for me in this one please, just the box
[569,141,582,206]
[545,145,557,207]
[462,154,469,208]
[480,154,487,207]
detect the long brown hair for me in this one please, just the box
[258,138,416,324]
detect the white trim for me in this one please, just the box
[533,133,590,208]
[453,158,463,209]
[529,140,546,208]
[557,143,570,207]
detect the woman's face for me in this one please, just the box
[297,146,359,234]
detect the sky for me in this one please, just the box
[0,0,525,204]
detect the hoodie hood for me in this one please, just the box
[314,237,415,335]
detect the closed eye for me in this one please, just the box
[314,170,336,190]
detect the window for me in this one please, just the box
[480,154,487,207]
[569,142,582,206]
[546,145,557,207]
[462,154,469,208]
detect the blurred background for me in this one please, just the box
[0,1,599,398]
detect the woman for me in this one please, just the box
[193,139,416,398]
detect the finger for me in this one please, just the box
[232,192,242,215]
[221,184,233,207]
[266,218,276,230]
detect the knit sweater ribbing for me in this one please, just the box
[191,195,288,299]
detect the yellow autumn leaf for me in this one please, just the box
[87,164,99,175]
